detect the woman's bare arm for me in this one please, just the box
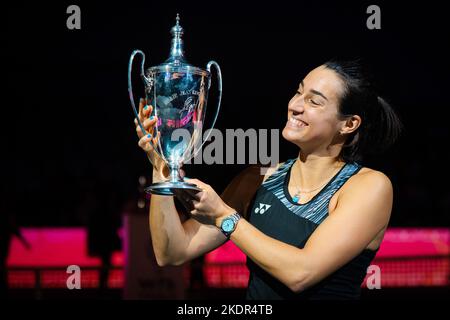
[151,164,270,266]
[226,170,392,292]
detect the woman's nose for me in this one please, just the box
[289,97,305,113]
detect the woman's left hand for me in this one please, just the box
[181,178,236,227]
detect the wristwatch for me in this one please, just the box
[219,212,241,238]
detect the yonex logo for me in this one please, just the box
[255,203,271,214]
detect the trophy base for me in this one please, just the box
[145,181,202,196]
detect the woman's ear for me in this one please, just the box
[340,115,361,135]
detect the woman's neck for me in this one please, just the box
[293,152,345,191]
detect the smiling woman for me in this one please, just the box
[135,59,403,300]
[282,60,402,165]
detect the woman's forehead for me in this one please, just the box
[301,66,344,100]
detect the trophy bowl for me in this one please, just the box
[128,14,222,195]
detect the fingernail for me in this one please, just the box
[144,105,149,110]
[183,177,190,180]
[150,115,155,120]
[147,134,152,138]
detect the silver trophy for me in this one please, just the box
[128,14,222,195]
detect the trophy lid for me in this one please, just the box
[149,14,209,77]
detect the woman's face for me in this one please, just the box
[282,65,347,152]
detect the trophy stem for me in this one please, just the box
[169,165,182,183]
[144,163,202,196]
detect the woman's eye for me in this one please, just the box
[296,90,302,95]
[309,98,320,105]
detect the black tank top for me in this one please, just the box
[246,159,377,300]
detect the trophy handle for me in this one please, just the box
[203,61,223,145]
[184,60,223,163]
[128,49,163,160]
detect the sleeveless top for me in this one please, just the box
[246,158,377,300]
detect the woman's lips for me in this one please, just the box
[287,116,308,128]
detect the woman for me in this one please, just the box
[135,59,402,299]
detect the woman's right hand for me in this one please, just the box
[135,98,168,180]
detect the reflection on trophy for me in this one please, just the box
[128,14,222,195]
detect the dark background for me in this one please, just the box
[4,0,450,229]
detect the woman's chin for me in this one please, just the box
[282,126,305,144]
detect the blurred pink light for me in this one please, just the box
[7,228,124,267]
[204,228,450,288]
[205,228,450,264]
[6,227,450,289]
[377,228,450,257]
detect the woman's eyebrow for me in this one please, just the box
[310,89,328,101]
[300,80,328,101]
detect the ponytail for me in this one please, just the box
[375,96,403,152]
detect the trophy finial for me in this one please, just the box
[171,13,184,37]
[169,14,185,62]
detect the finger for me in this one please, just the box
[138,99,152,126]
[143,117,157,139]
[143,104,153,117]
[143,115,158,129]
[183,182,206,199]
[138,98,145,120]
[138,133,152,148]
[135,118,145,138]
[185,178,209,190]
[138,133,154,152]
[192,199,202,209]
[152,131,161,146]
[135,98,148,137]
[135,117,144,128]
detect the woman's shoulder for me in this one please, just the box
[346,166,393,194]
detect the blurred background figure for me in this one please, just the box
[84,161,123,293]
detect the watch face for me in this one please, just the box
[222,219,235,233]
